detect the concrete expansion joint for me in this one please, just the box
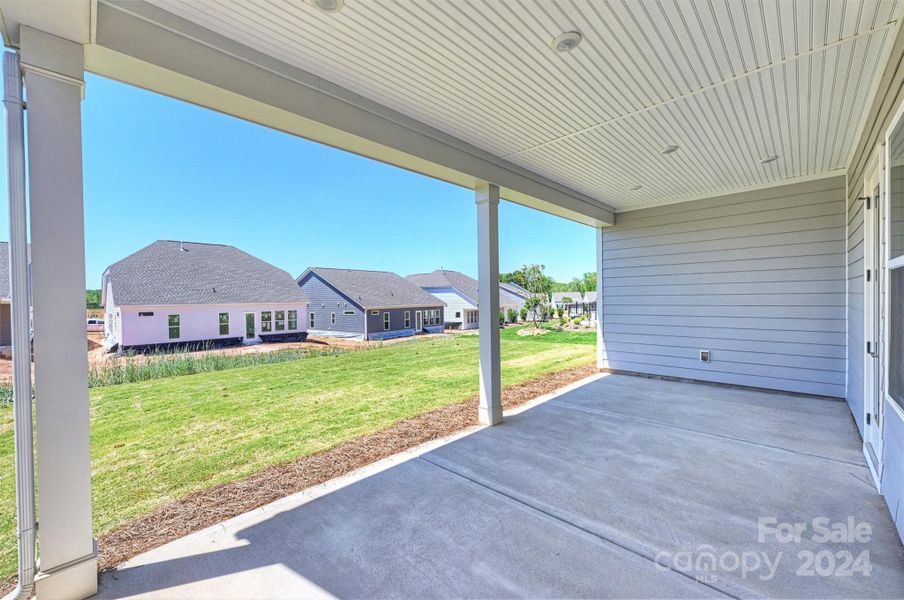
[416,456,734,598]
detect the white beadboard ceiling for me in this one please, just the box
[146,0,902,212]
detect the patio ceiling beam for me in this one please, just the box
[84,0,614,227]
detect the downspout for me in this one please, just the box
[3,51,36,600]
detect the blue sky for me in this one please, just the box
[3,74,595,288]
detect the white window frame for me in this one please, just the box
[288,310,297,330]
[275,310,286,331]
[219,312,229,336]
[404,310,411,328]
[309,312,315,328]
[261,310,272,333]
[168,314,180,340]
[331,312,336,325]
[383,312,390,330]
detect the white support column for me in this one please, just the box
[20,27,97,599]
[476,184,502,425]
[596,226,607,370]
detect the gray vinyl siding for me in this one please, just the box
[601,176,847,398]
[365,306,443,336]
[298,273,365,336]
[845,20,904,543]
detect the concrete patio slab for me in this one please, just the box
[97,374,904,599]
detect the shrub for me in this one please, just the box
[556,307,564,318]
[506,308,517,323]
[498,311,505,326]
[519,307,528,321]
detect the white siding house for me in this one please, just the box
[102,240,308,351]
[407,269,521,329]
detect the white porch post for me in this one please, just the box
[476,184,502,425]
[20,27,97,599]
[596,226,606,370]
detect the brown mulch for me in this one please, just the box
[0,363,598,592]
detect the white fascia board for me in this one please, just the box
[86,0,614,227]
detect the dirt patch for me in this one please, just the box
[93,364,597,574]
[516,327,548,337]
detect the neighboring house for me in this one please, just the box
[407,269,522,329]
[553,291,598,319]
[102,240,308,352]
[297,267,445,341]
[0,242,11,349]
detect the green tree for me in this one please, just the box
[86,288,102,309]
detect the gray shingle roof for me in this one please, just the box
[552,291,597,303]
[406,270,522,306]
[301,267,443,309]
[105,240,308,306]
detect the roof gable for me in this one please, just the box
[407,270,522,305]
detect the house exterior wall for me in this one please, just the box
[846,21,904,543]
[118,303,307,348]
[601,176,847,398]
[424,288,477,329]
[0,302,10,347]
[299,273,366,338]
[365,306,444,340]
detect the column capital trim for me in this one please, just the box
[475,182,501,206]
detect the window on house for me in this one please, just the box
[168,314,180,339]
[275,310,285,331]
[383,312,390,330]
[344,310,355,316]
[138,311,154,317]
[261,311,272,332]
[372,310,379,315]
[455,311,460,318]
[331,312,336,325]
[219,312,229,335]
[404,311,411,328]
[288,310,297,330]
[309,312,315,328]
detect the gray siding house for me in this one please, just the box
[298,267,445,341]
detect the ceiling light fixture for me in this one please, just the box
[760,154,779,164]
[312,0,344,13]
[551,31,582,53]
[662,145,679,155]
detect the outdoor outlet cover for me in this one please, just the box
[700,350,711,363]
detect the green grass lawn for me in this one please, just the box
[0,327,595,579]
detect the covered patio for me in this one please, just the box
[1,0,904,597]
[98,374,904,599]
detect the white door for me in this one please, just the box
[415,310,422,331]
[864,154,885,475]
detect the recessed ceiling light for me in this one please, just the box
[630,185,643,191]
[551,31,582,53]
[760,155,779,164]
[312,0,344,13]
[662,145,679,155]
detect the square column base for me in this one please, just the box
[35,550,97,600]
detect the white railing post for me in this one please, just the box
[20,26,97,599]
[476,184,502,425]
[596,226,606,370]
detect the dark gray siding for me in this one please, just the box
[601,177,846,398]
[0,303,9,346]
[298,273,365,336]
[365,306,444,338]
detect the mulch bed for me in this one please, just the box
[0,363,598,592]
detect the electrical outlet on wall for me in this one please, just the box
[699,350,711,363]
